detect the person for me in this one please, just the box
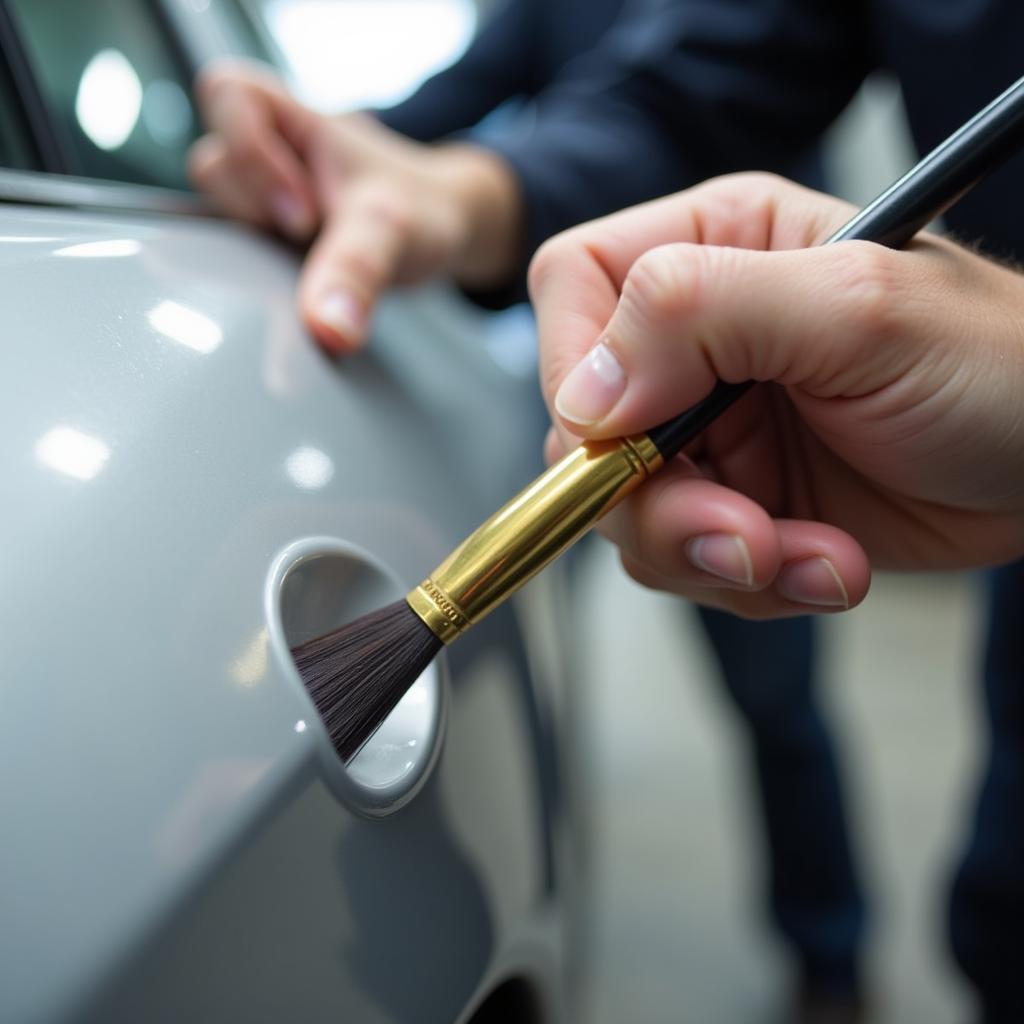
[485,6,1024,1020]
[187,2,1024,1019]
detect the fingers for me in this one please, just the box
[190,62,460,353]
[297,180,414,352]
[618,520,868,622]
[530,174,844,419]
[187,134,267,224]
[551,233,928,440]
[543,427,869,617]
[603,457,783,586]
[189,61,319,239]
[531,230,621,452]
[190,64,402,352]
[615,478,871,619]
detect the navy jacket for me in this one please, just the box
[379,0,629,142]
[385,0,1024,270]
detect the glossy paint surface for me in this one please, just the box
[0,202,562,1022]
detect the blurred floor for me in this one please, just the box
[571,538,985,1024]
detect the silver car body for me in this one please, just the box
[0,153,569,1022]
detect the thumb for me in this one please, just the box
[298,180,413,353]
[551,239,904,437]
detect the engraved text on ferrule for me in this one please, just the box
[421,579,469,631]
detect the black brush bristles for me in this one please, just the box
[291,599,443,763]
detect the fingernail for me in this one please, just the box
[777,557,849,608]
[554,341,626,425]
[317,291,365,342]
[270,190,312,238]
[686,533,754,587]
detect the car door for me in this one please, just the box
[0,2,569,1021]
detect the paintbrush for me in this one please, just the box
[293,73,1024,763]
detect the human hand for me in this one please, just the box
[530,173,1024,617]
[188,60,520,351]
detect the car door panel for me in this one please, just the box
[0,202,563,1023]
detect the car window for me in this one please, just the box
[0,81,36,170]
[0,30,38,171]
[8,0,199,189]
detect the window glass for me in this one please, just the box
[0,103,36,172]
[10,0,199,189]
[0,55,37,170]
[214,1,279,65]
[246,0,476,112]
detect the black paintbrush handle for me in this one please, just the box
[645,71,1024,462]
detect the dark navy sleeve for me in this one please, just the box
[484,0,875,264]
[376,0,542,141]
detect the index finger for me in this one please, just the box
[298,180,414,352]
[528,174,841,429]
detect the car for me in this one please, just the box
[0,2,578,1020]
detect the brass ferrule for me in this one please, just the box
[406,433,664,644]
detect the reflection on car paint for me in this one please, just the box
[230,628,270,689]
[285,445,335,490]
[148,299,222,354]
[55,238,142,258]
[35,425,111,480]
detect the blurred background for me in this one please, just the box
[17,0,985,1019]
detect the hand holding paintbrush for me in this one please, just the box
[294,75,1024,762]
[535,175,1024,617]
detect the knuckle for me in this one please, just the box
[832,242,903,335]
[193,63,232,105]
[528,235,573,299]
[698,171,786,213]
[372,195,414,237]
[197,58,271,94]
[735,170,789,195]
[332,247,387,288]
[350,182,415,235]
[704,170,785,199]
[624,245,703,324]
[620,552,662,591]
[229,125,266,166]
[185,136,220,184]
[195,65,251,119]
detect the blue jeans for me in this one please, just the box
[950,560,1024,1024]
[697,607,866,994]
